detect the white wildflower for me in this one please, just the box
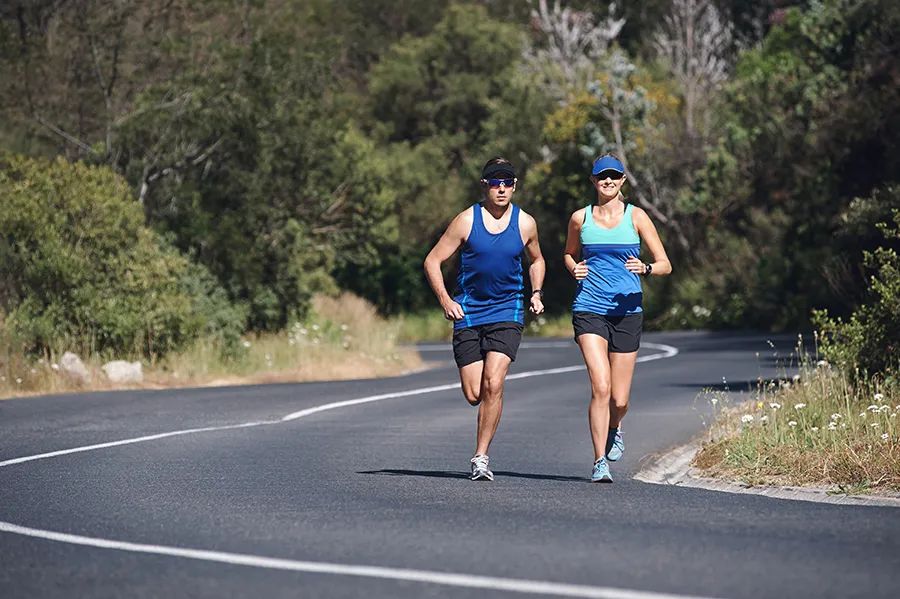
[811,427,819,432]
[817,359,828,367]
[871,423,880,428]
[741,414,754,424]
[780,380,792,389]
[710,397,719,405]
[340,324,348,331]
[300,328,308,335]
[311,324,320,331]
[882,433,889,441]
[15,377,22,384]
[792,374,801,382]
[860,412,867,418]
[867,404,880,412]
[874,393,884,402]
[794,403,806,410]
[770,402,782,410]
[51,363,59,371]
[831,413,842,421]
[788,420,797,428]
[242,340,251,348]
[760,415,769,423]
[827,422,838,431]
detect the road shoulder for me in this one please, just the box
[635,438,900,508]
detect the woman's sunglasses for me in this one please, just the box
[594,170,624,181]
[483,178,516,188]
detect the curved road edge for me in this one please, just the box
[634,438,900,508]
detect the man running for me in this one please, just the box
[423,157,546,481]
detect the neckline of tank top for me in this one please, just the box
[478,203,517,236]
[587,202,630,231]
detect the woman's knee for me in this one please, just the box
[591,381,611,403]
[612,395,629,411]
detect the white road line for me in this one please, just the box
[0,343,683,596]
[0,343,678,468]
[0,421,274,468]
[0,520,713,599]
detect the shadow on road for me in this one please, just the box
[358,469,588,483]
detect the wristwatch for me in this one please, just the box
[642,263,653,276]
[531,289,544,298]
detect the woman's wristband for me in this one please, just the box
[531,289,544,298]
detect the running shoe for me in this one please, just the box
[591,457,613,483]
[470,454,494,481]
[606,428,624,461]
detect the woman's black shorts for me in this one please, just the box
[452,322,524,368]
[572,312,642,353]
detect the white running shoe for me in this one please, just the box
[470,454,494,481]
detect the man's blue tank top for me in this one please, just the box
[572,202,643,316]
[453,203,525,329]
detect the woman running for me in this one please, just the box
[563,154,672,482]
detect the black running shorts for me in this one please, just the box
[452,321,524,368]
[572,312,642,353]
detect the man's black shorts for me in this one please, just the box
[572,312,642,353]
[452,322,524,368]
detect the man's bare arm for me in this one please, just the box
[423,210,471,321]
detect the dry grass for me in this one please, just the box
[0,293,423,400]
[693,343,900,494]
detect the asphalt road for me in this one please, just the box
[1,332,898,599]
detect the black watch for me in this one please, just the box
[531,289,544,298]
[642,263,652,276]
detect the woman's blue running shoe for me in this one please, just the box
[606,429,624,461]
[591,457,613,482]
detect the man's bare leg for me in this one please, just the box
[459,361,483,406]
[474,351,512,456]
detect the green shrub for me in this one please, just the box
[814,207,900,377]
[0,153,244,359]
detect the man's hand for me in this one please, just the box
[529,294,544,315]
[440,299,465,321]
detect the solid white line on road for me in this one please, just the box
[0,520,714,599]
[0,421,275,468]
[0,343,678,467]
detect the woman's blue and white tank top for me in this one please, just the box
[572,202,643,316]
[453,203,525,329]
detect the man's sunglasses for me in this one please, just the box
[594,170,624,181]
[483,178,516,188]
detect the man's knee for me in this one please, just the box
[480,371,505,401]
[464,387,481,406]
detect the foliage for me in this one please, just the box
[0,153,242,358]
[814,201,900,377]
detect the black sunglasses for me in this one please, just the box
[594,170,624,181]
[484,178,516,188]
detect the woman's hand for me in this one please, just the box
[572,260,589,280]
[625,256,648,275]
[440,299,465,321]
